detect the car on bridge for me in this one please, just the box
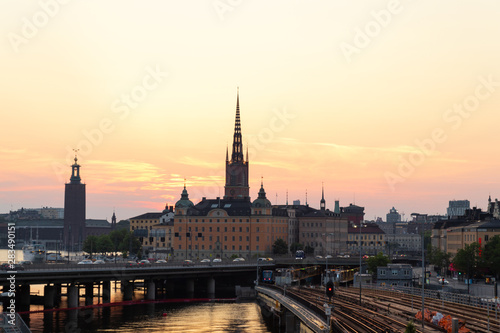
[213,258,222,263]
[77,259,93,265]
[155,259,168,264]
[233,258,245,262]
[138,260,152,266]
[183,260,195,266]
[125,261,139,268]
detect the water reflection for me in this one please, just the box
[26,302,273,333]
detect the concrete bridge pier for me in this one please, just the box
[166,280,175,295]
[85,283,94,306]
[18,284,31,308]
[54,283,62,306]
[122,280,134,301]
[207,278,215,298]
[44,285,55,309]
[146,280,155,300]
[285,310,298,333]
[102,281,111,303]
[67,284,79,308]
[186,279,194,298]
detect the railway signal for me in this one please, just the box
[326,281,334,299]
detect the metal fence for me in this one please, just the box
[361,284,500,313]
[0,312,32,333]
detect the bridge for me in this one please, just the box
[1,261,274,310]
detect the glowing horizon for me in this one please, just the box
[1,1,499,221]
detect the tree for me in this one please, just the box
[120,231,141,255]
[366,252,390,279]
[289,242,303,254]
[404,320,417,333]
[82,235,99,257]
[482,235,500,298]
[272,238,288,255]
[96,235,114,254]
[453,242,480,278]
[427,246,451,276]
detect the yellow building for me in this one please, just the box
[446,219,500,255]
[347,223,386,255]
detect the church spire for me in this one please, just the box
[320,182,326,210]
[231,87,243,163]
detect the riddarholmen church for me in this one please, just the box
[171,91,349,260]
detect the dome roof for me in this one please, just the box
[252,183,271,208]
[175,185,194,208]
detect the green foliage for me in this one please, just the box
[366,252,390,278]
[423,230,432,250]
[82,235,99,257]
[427,246,452,273]
[289,242,303,254]
[83,230,141,256]
[452,242,480,277]
[482,235,500,278]
[96,235,114,253]
[272,238,288,255]
[404,320,417,333]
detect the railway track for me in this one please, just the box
[338,287,499,333]
[281,286,438,333]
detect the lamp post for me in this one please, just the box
[359,222,362,305]
[421,220,425,332]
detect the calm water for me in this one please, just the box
[1,250,275,333]
[24,302,274,333]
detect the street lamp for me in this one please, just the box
[359,222,362,305]
[421,219,425,332]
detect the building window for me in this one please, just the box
[380,270,386,276]
[256,236,260,242]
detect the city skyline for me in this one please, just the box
[1,1,499,221]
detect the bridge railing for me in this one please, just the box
[2,260,274,272]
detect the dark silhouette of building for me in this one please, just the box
[63,155,86,251]
[224,88,249,200]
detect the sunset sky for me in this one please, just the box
[1,1,499,221]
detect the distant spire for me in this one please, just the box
[261,176,263,187]
[231,87,244,163]
[246,145,249,163]
[226,144,229,162]
[286,190,288,206]
[306,189,308,206]
[320,182,326,211]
